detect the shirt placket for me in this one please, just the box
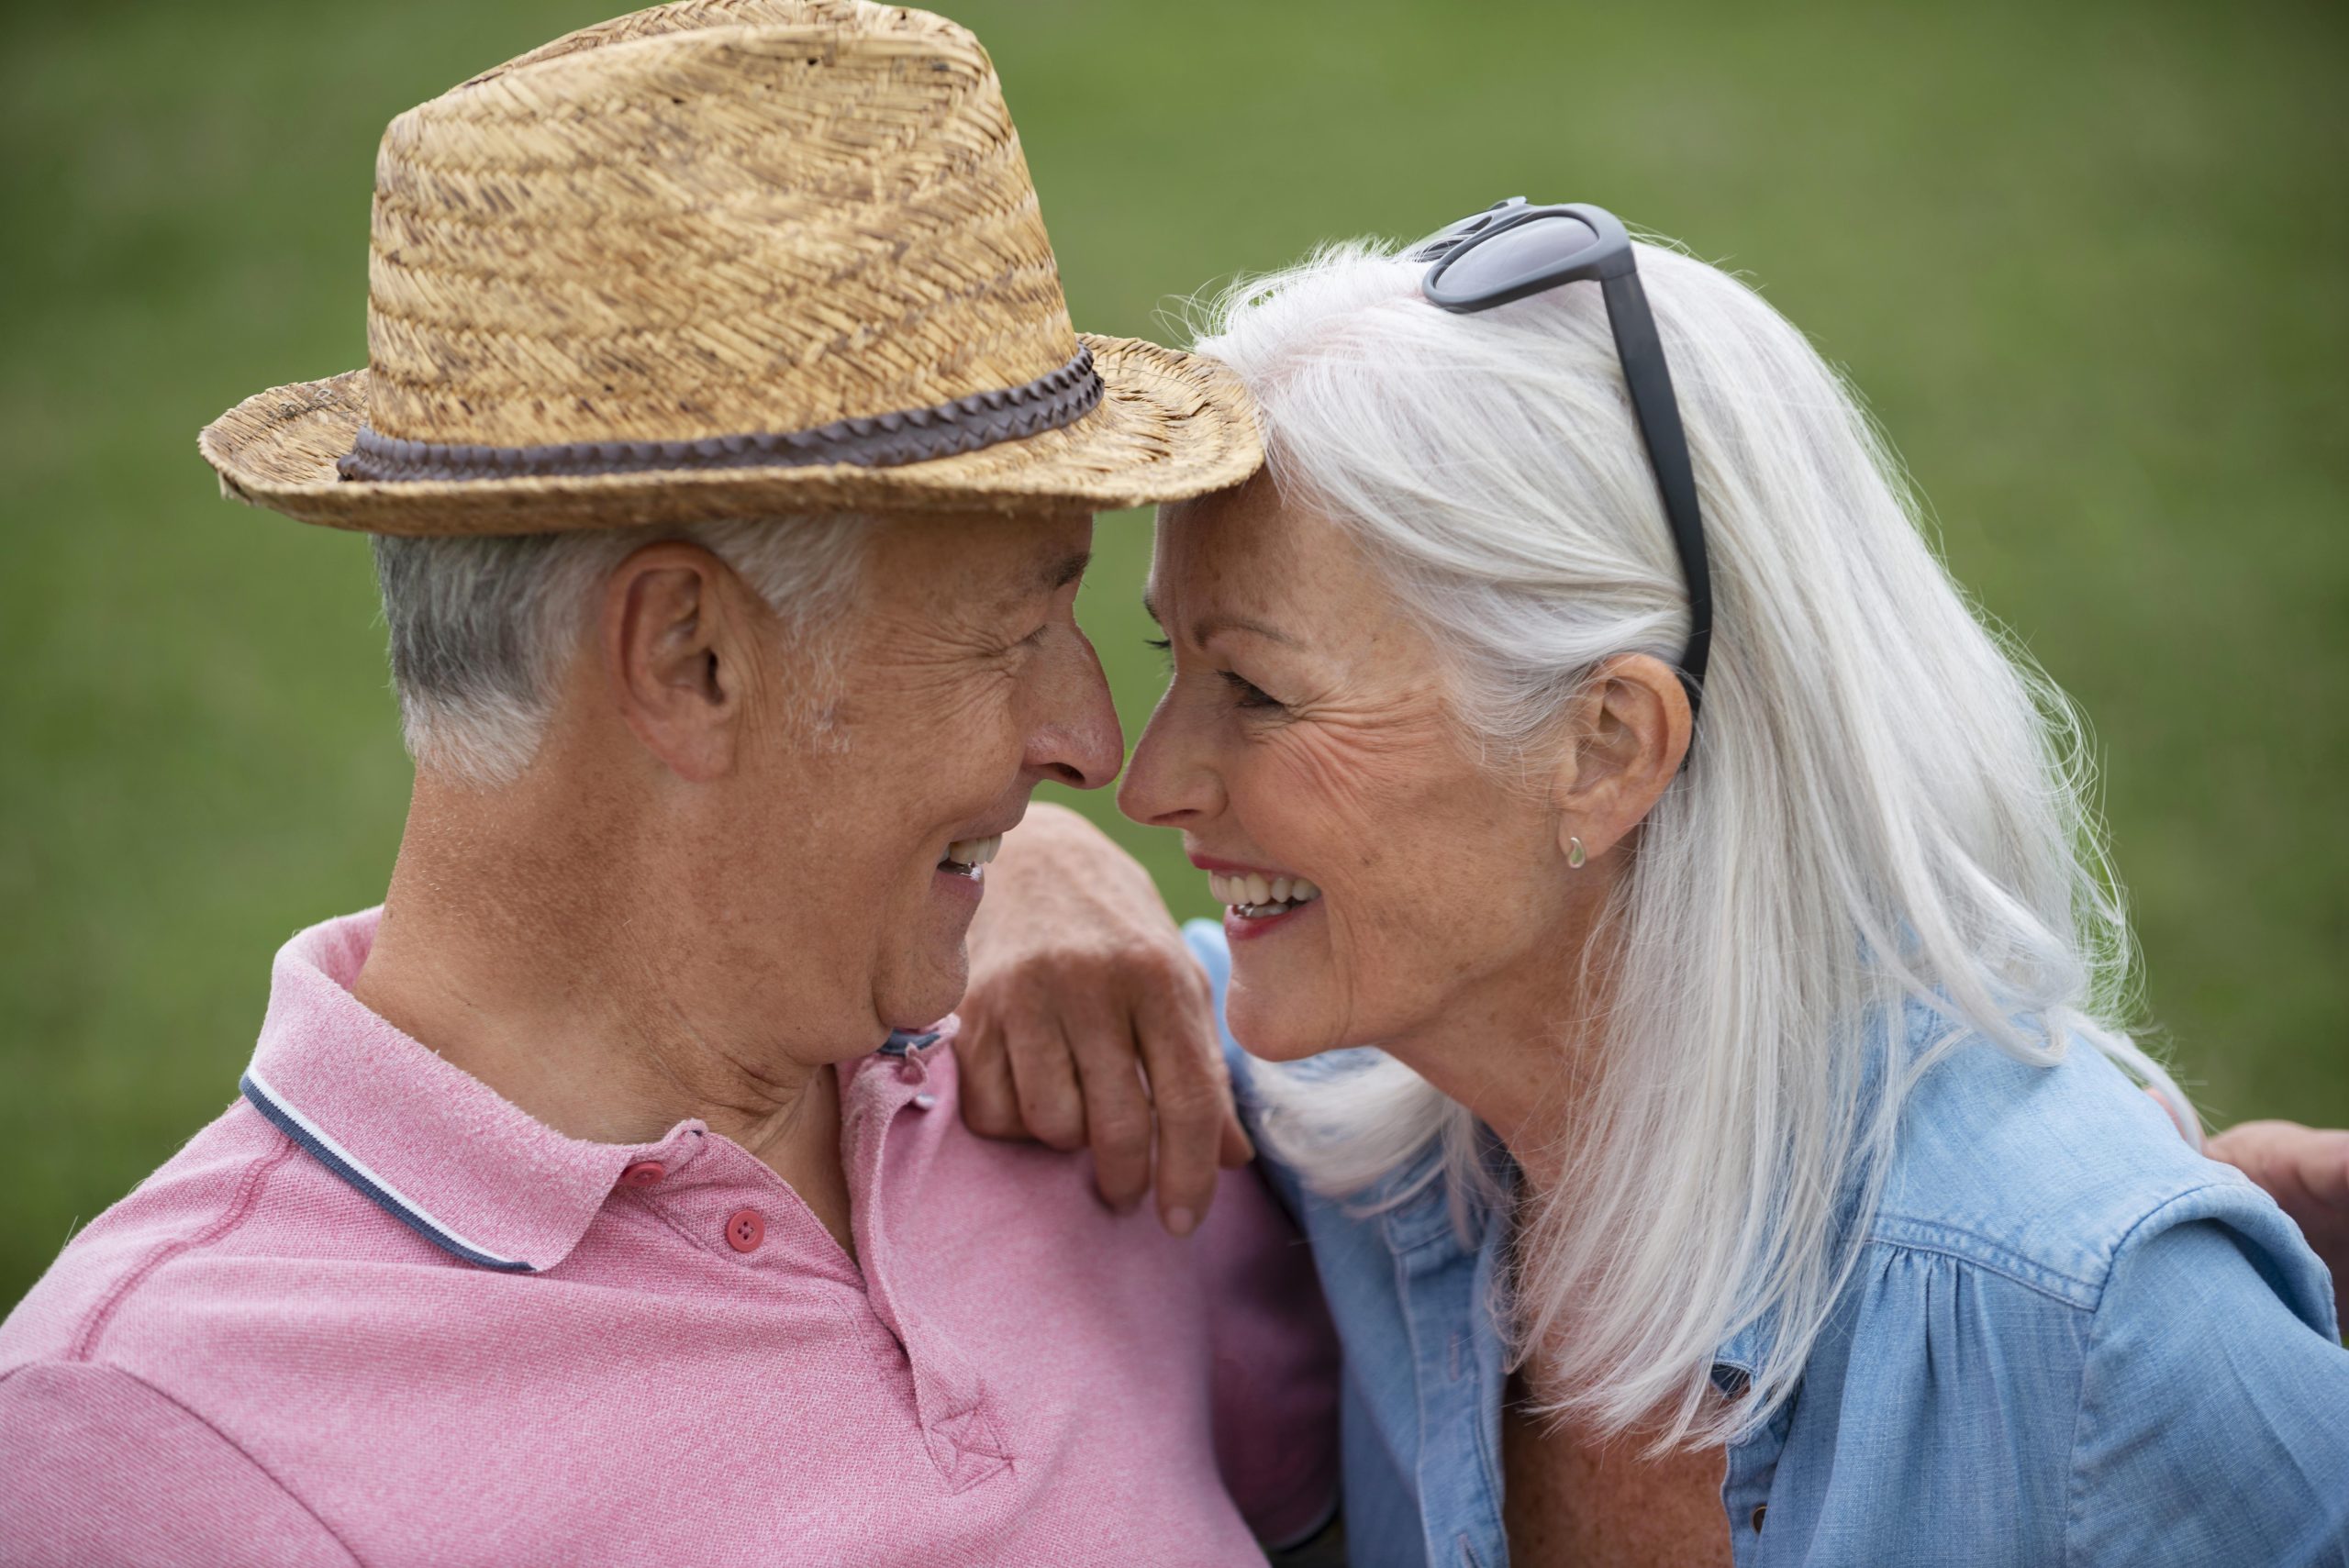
[1386,1191,1509,1568]
[841,1031,1012,1496]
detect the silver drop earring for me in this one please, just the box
[1566,836,1587,869]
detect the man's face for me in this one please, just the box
[730,510,1119,1045]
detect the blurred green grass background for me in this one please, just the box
[2,0,2343,1306]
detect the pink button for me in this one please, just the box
[724,1208,764,1253]
[618,1161,666,1187]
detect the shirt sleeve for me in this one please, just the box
[1197,1161,1344,1550]
[1185,921,1342,1548]
[1184,917,1314,1228]
[2066,1207,2349,1566]
[0,1362,360,1568]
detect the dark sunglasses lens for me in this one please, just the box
[1436,213,1602,301]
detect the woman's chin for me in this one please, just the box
[1225,984,1344,1063]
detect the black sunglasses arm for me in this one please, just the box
[1598,269,1713,720]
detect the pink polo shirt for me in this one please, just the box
[0,910,1338,1566]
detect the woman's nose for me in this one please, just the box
[1117,696,1216,828]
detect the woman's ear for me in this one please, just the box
[1549,652,1693,865]
[599,541,755,783]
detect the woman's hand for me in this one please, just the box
[957,804,1252,1236]
[2204,1118,2349,1294]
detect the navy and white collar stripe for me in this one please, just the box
[877,1029,941,1058]
[240,1069,536,1273]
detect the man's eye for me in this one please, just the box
[1219,670,1282,710]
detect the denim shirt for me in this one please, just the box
[1186,922,2349,1568]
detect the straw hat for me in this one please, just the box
[197,0,1260,535]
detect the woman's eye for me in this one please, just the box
[1219,670,1283,710]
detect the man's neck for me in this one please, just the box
[350,771,859,1251]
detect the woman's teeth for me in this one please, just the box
[1208,870,1321,917]
[941,834,1002,876]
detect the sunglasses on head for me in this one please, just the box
[1415,199,1713,731]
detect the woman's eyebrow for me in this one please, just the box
[1138,590,1296,648]
[1198,614,1296,647]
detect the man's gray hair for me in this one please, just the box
[373,516,868,785]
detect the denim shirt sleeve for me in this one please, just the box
[1184,918,1512,1568]
[1740,1184,2349,1566]
[2065,1205,2349,1565]
[1185,919,1313,1229]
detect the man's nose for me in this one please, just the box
[1024,628,1124,790]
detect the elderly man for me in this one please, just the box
[0,4,1335,1564]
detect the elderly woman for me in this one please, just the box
[965,204,2349,1565]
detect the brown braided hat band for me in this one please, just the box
[336,347,1103,484]
[197,0,1261,536]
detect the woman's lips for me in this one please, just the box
[1188,851,1323,913]
[1192,845,1324,939]
[1187,851,1302,879]
[1223,897,1317,941]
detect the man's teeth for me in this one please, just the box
[942,834,1002,870]
[1207,871,1321,915]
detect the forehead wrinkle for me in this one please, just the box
[961,541,1089,622]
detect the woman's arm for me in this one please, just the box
[959,803,1251,1235]
[2067,1212,2349,1564]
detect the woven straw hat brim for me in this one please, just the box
[198,334,1260,535]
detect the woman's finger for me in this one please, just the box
[1132,961,1234,1237]
[955,1017,1028,1141]
[1002,990,1090,1155]
[1063,995,1157,1215]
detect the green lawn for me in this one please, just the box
[2,0,2343,1306]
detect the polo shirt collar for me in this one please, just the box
[241,907,708,1273]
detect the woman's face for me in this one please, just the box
[1119,477,1583,1061]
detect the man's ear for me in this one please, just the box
[1549,652,1693,866]
[599,541,756,783]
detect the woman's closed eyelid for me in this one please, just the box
[1219,669,1284,709]
[1141,632,1283,708]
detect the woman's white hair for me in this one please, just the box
[373,516,868,786]
[1194,233,2186,1449]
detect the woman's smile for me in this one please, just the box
[1190,851,1324,935]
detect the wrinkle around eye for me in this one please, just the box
[1219,669,1283,710]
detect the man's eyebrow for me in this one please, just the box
[1038,547,1091,594]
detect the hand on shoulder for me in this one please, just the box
[956,804,1252,1236]
[2203,1116,2349,1295]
